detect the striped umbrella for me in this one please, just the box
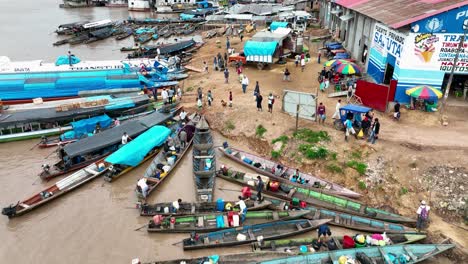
[335,62,361,75]
[323,59,350,68]
[405,85,443,100]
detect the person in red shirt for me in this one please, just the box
[317,102,326,124]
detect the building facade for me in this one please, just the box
[319,0,468,103]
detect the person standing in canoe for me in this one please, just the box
[317,223,332,239]
[416,200,430,231]
[256,176,264,202]
[171,198,182,213]
[121,132,132,145]
[236,196,247,224]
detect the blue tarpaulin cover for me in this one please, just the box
[340,104,372,113]
[135,28,156,35]
[61,114,112,140]
[243,41,277,57]
[55,55,81,66]
[269,22,288,31]
[105,125,170,167]
[180,14,195,20]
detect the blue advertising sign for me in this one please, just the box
[411,6,468,34]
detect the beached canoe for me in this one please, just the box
[135,115,199,200]
[103,125,172,182]
[262,196,417,234]
[182,219,331,250]
[257,244,455,264]
[147,210,310,233]
[145,252,296,264]
[2,161,108,218]
[216,167,415,224]
[193,116,216,202]
[218,146,361,198]
[140,200,272,216]
[253,234,427,253]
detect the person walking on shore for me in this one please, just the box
[229,91,233,107]
[344,118,356,142]
[332,99,341,119]
[177,86,182,101]
[254,81,260,96]
[207,90,213,107]
[224,68,229,83]
[203,61,208,73]
[213,56,218,71]
[283,68,291,81]
[226,37,230,51]
[416,200,430,232]
[256,93,263,111]
[318,50,321,64]
[268,93,275,113]
[317,102,326,124]
[241,75,249,93]
[368,118,380,144]
[300,56,306,72]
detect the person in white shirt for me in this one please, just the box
[172,198,182,213]
[137,178,149,198]
[177,87,182,101]
[179,109,187,121]
[121,132,131,145]
[161,88,169,104]
[241,75,249,94]
[332,99,341,119]
[236,196,247,223]
[416,200,430,231]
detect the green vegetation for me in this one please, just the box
[409,162,417,169]
[330,152,338,161]
[255,125,267,138]
[347,160,368,175]
[399,187,409,196]
[326,163,343,174]
[299,144,328,159]
[272,135,289,144]
[186,86,194,92]
[350,150,363,160]
[293,128,330,143]
[358,181,367,190]
[224,120,235,132]
[271,150,281,159]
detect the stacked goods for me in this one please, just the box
[55,99,109,112]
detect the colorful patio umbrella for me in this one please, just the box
[323,59,350,68]
[335,62,361,75]
[405,85,443,100]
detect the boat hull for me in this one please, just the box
[0,126,72,143]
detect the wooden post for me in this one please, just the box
[295,104,300,132]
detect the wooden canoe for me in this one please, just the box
[218,146,361,198]
[216,167,416,224]
[253,234,427,253]
[262,196,418,234]
[2,161,107,218]
[182,219,331,250]
[193,116,216,202]
[103,148,161,182]
[135,116,199,200]
[147,210,310,233]
[139,200,273,216]
[257,244,455,264]
[38,137,77,148]
[146,252,296,264]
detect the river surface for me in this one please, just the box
[0,0,175,62]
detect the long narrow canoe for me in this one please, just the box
[139,200,272,216]
[263,196,418,234]
[145,252,296,264]
[253,234,427,253]
[258,244,455,264]
[147,210,310,233]
[103,124,173,182]
[216,167,415,224]
[182,219,331,250]
[135,115,199,200]
[193,116,216,202]
[219,146,361,198]
[2,161,107,218]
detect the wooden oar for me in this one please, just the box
[134,224,148,231]
[45,150,57,159]
[172,240,184,246]
[29,141,41,150]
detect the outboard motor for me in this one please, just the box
[2,202,18,217]
[41,164,50,174]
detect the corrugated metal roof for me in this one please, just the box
[336,0,467,29]
[227,4,293,15]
